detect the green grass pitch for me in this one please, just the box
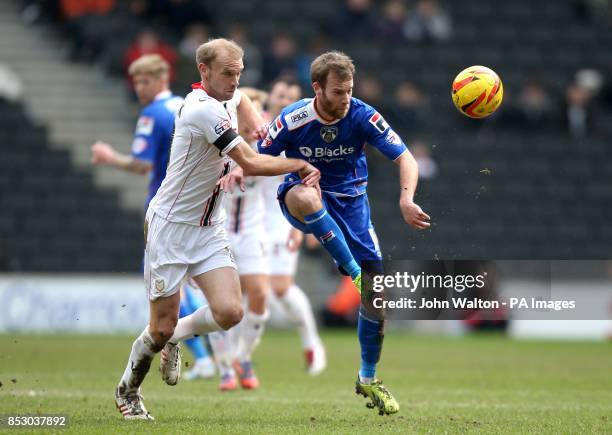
[1,330,611,434]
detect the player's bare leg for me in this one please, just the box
[116,292,180,420]
[159,267,243,387]
[272,276,326,375]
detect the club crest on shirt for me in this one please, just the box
[320,126,338,143]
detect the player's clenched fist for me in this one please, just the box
[91,141,116,165]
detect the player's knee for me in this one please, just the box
[149,319,177,349]
[291,187,322,214]
[273,286,288,298]
[216,304,244,330]
[248,285,268,306]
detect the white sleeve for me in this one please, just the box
[184,99,242,155]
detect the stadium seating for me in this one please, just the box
[0,99,143,272]
[6,0,611,271]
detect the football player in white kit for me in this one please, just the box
[216,81,326,384]
[209,88,271,391]
[114,38,320,420]
[263,79,327,375]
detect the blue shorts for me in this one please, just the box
[277,178,383,271]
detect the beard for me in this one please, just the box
[319,94,350,120]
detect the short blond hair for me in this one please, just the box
[310,51,355,88]
[128,54,169,78]
[196,38,244,66]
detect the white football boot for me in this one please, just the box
[159,342,181,385]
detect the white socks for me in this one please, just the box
[279,285,321,350]
[236,310,268,363]
[118,327,156,394]
[208,330,235,377]
[169,305,222,344]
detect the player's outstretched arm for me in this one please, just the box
[396,151,431,230]
[227,141,320,187]
[91,141,152,175]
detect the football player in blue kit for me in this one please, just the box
[91,54,215,380]
[258,51,431,415]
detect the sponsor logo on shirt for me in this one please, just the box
[299,147,313,157]
[290,110,308,123]
[299,145,354,159]
[135,116,155,135]
[131,137,148,154]
[368,112,389,133]
[261,134,273,148]
[385,129,402,145]
[268,116,284,139]
[214,119,232,135]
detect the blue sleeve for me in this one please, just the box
[257,114,290,156]
[131,108,159,163]
[362,105,407,161]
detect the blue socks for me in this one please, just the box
[304,207,378,381]
[179,288,209,361]
[304,208,361,279]
[358,308,384,381]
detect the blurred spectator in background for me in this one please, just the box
[151,0,212,32]
[379,0,408,43]
[600,62,612,110]
[404,0,452,42]
[333,0,374,39]
[19,0,62,24]
[178,23,209,59]
[296,34,329,89]
[228,25,262,87]
[410,140,438,180]
[262,32,298,85]
[572,0,612,22]
[0,65,24,103]
[60,0,116,62]
[516,80,554,128]
[575,68,604,96]
[174,23,209,93]
[354,74,385,108]
[389,81,431,137]
[563,82,598,139]
[124,29,177,87]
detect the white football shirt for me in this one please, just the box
[149,84,242,226]
[225,142,265,235]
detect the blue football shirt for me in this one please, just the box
[258,97,407,196]
[131,90,183,205]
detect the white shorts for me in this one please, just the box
[267,239,299,276]
[144,210,236,301]
[228,230,269,276]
